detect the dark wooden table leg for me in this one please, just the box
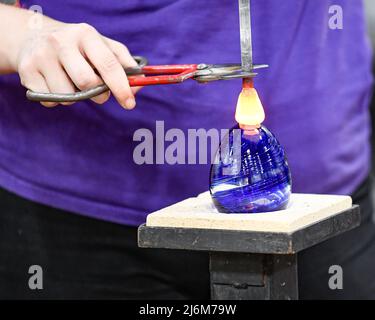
[265,254,298,300]
[210,252,298,300]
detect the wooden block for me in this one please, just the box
[146,192,352,233]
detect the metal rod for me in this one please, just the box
[238,0,253,72]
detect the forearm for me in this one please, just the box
[0,3,57,74]
[0,4,30,73]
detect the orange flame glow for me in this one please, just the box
[235,86,265,129]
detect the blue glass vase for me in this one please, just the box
[209,125,292,213]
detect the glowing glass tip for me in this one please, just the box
[235,87,265,127]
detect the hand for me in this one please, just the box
[15,19,139,108]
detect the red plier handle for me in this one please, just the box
[128,64,199,86]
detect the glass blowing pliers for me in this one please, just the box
[26,56,268,103]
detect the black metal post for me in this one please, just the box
[210,252,298,300]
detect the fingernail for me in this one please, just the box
[41,102,58,108]
[125,97,136,109]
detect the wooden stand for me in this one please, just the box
[138,192,360,300]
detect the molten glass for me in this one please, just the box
[209,125,292,213]
[235,87,265,127]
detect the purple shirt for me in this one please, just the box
[0,0,372,226]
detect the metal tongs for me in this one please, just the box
[26,0,266,103]
[26,56,267,103]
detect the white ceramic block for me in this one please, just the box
[146,191,353,233]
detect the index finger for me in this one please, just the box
[103,38,143,95]
[80,34,135,109]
